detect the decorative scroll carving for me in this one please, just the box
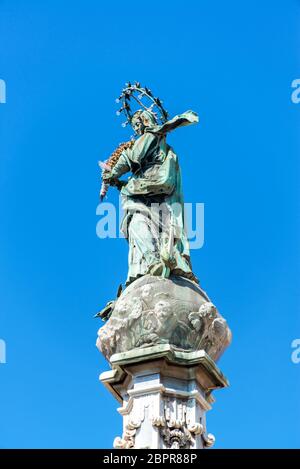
[113,419,142,449]
[152,398,204,449]
[201,432,216,448]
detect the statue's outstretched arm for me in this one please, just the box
[147,110,199,136]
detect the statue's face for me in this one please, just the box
[131,115,144,136]
[131,110,157,135]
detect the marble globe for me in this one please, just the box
[97,275,232,363]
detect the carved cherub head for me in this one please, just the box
[188,302,217,333]
[154,300,172,318]
[188,312,203,332]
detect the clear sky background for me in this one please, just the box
[0,0,299,449]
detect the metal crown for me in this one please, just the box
[115,81,169,128]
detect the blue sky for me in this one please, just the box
[0,0,299,448]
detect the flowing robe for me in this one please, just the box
[109,110,199,285]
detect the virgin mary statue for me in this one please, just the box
[100,84,199,287]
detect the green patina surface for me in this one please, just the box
[107,110,199,286]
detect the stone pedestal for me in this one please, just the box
[97,275,231,449]
[100,345,228,449]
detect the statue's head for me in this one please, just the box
[131,110,157,136]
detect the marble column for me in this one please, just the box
[100,345,228,449]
